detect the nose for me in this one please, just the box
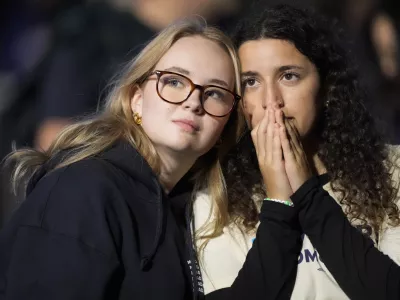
[262,84,283,110]
[183,88,204,114]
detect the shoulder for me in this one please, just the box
[37,158,123,196]
[387,144,400,157]
[387,144,400,166]
[386,145,400,190]
[19,158,132,250]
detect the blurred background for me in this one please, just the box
[0,0,399,227]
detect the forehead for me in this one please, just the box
[155,36,235,85]
[238,39,311,70]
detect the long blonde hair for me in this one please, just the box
[5,18,245,239]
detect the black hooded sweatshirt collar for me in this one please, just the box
[26,140,203,299]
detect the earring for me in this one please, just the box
[133,112,142,125]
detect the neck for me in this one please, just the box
[156,147,197,194]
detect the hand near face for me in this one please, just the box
[251,109,293,200]
[275,111,313,193]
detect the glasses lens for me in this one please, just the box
[203,87,235,117]
[158,73,191,103]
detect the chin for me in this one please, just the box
[168,144,192,153]
[169,141,201,154]
[298,127,310,138]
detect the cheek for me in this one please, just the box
[250,113,264,129]
[142,92,174,119]
[242,98,264,129]
[289,97,319,136]
[204,116,229,142]
[141,89,158,116]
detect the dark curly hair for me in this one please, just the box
[224,4,400,236]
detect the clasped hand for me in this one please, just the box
[251,108,312,201]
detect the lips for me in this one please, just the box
[172,119,200,132]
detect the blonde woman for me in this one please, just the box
[0,20,249,299]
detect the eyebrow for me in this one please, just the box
[208,78,229,88]
[241,65,305,77]
[278,65,305,72]
[164,66,229,88]
[164,66,190,75]
[241,71,260,77]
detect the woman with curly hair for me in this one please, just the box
[193,4,400,299]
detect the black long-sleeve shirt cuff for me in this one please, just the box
[207,200,301,299]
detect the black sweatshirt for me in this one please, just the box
[290,175,400,300]
[0,141,302,300]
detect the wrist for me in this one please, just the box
[264,197,294,207]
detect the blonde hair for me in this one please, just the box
[5,18,245,243]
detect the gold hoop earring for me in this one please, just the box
[133,112,142,125]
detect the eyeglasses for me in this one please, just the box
[149,70,241,117]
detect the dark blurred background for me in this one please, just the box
[0,0,399,227]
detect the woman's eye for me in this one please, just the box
[166,79,183,87]
[284,74,294,80]
[242,78,257,88]
[161,76,187,88]
[282,73,299,81]
[205,90,224,100]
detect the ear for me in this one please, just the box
[130,85,143,116]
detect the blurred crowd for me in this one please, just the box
[0,0,399,226]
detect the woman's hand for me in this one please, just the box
[276,111,313,193]
[251,109,293,200]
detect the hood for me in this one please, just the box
[26,140,194,274]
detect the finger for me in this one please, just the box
[251,110,268,158]
[288,119,302,143]
[250,112,263,149]
[275,109,285,127]
[284,119,301,156]
[251,126,259,155]
[279,123,296,162]
[272,123,283,163]
[288,120,306,155]
[266,109,275,162]
[258,110,269,159]
[288,120,309,162]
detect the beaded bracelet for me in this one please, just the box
[264,197,294,207]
